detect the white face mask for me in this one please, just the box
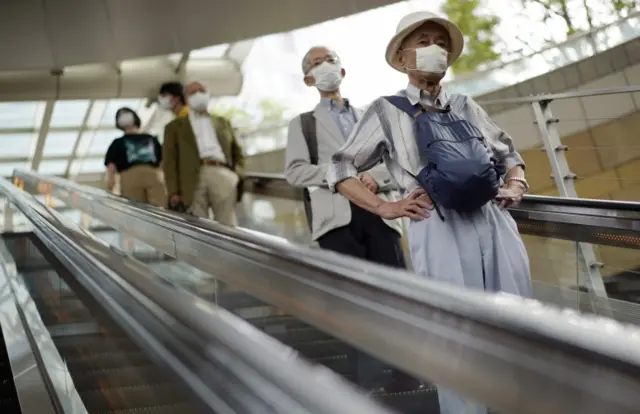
[157,95,174,110]
[117,112,135,129]
[407,45,449,73]
[309,62,343,92]
[188,91,210,111]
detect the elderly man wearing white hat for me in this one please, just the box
[327,11,532,414]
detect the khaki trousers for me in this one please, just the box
[120,165,167,207]
[190,165,238,226]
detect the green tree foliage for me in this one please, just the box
[211,98,289,134]
[441,0,501,74]
[521,0,638,36]
[609,0,638,16]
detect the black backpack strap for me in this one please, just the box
[300,111,318,165]
[299,111,317,232]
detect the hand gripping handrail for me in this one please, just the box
[0,176,394,414]
[242,172,640,213]
[14,169,640,414]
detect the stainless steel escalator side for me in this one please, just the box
[0,239,84,414]
[15,173,640,414]
[0,177,394,414]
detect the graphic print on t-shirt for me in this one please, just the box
[124,137,157,164]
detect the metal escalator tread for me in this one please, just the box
[269,326,332,344]
[292,338,352,359]
[70,366,169,392]
[8,234,200,414]
[225,293,439,413]
[97,402,200,414]
[379,388,440,414]
[79,383,191,412]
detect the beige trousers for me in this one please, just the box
[190,165,239,226]
[120,165,167,207]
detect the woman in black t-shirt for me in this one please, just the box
[104,107,167,207]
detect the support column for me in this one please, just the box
[530,100,611,313]
[3,199,13,233]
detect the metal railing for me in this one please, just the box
[0,176,393,414]
[13,169,640,414]
[479,84,640,303]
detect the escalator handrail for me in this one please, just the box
[13,170,640,414]
[0,177,393,414]
[243,172,640,213]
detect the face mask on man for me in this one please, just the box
[310,62,343,92]
[406,44,449,74]
[157,95,174,110]
[117,112,135,129]
[188,91,211,111]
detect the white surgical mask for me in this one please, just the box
[310,62,343,92]
[117,112,135,129]
[188,91,210,111]
[157,95,173,110]
[407,45,448,73]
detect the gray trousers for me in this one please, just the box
[408,202,531,414]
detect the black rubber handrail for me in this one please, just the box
[243,172,640,212]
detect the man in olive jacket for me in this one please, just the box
[160,81,245,226]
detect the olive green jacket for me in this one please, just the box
[162,115,245,207]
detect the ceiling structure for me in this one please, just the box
[0,42,248,185]
[0,0,402,185]
[0,0,399,73]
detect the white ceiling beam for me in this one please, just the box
[175,51,191,74]
[225,40,255,67]
[0,125,118,135]
[65,100,94,177]
[0,154,102,164]
[0,56,242,101]
[30,100,55,171]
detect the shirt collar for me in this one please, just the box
[188,108,211,118]
[320,97,351,111]
[405,83,448,107]
[178,105,191,118]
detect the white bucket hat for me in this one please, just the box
[385,11,464,73]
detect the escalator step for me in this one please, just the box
[55,336,138,354]
[62,351,151,371]
[249,315,309,331]
[36,307,96,325]
[294,339,352,359]
[269,326,332,344]
[378,389,440,414]
[313,354,352,375]
[71,366,169,392]
[99,401,200,414]
[216,292,267,310]
[80,383,189,411]
[32,296,86,311]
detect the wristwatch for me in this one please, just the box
[507,177,529,193]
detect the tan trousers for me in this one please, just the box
[190,165,238,226]
[120,165,167,207]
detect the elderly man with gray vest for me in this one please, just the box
[284,46,406,393]
[327,11,532,414]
